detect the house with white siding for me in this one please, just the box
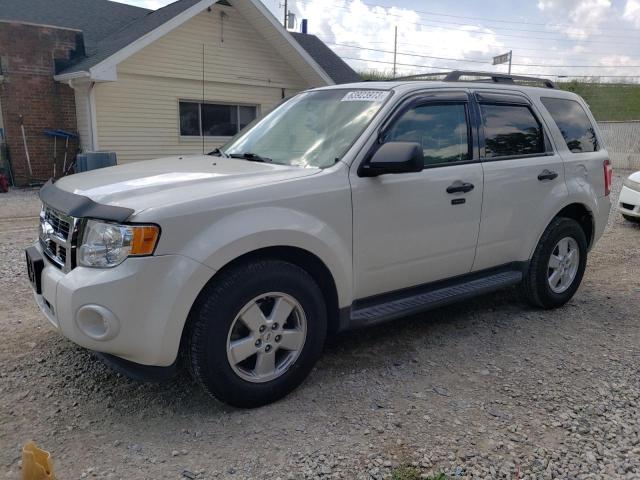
[0,0,359,182]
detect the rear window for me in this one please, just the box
[480,103,545,158]
[540,97,599,153]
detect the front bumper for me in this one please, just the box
[32,243,214,366]
[619,185,640,218]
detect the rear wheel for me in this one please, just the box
[622,213,640,223]
[523,217,587,309]
[185,259,327,408]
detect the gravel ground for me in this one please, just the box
[1,173,639,480]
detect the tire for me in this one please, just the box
[184,259,327,408]
[522,217,588,309]
[622,214,640,223]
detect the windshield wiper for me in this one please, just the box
[228,152,273,163]
[207,148,228,158]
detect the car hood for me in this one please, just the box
[53,155,320,213]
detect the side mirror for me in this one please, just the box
[359,142,424,177]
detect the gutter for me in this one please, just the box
[53,70,90,82]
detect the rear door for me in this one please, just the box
[472,90,568,271]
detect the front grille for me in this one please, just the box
[39,205,77,272]
[621,202,636,211]
[43,208,70,239]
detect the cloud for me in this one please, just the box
[625,0,640,26]
[294,0,506,75]
[537,0,612,39]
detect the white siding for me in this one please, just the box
[95,74,289,162]
[93,4,312,163]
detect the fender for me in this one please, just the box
[179,206,353,308]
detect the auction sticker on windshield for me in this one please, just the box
[341,90,389,102]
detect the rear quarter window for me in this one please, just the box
[540,97,599,153]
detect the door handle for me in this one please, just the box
[446,181,475,194]
[538,169,558,181]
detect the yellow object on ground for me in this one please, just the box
[22,442,55,480]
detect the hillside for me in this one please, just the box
[358,71,640,122]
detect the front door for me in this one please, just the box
[350,92,484,299]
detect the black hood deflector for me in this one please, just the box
[39,179,134,222]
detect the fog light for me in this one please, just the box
[76,305,120,341]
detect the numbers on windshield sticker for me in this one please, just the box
[341,91,389,103]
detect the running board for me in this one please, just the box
[348,269,523,329]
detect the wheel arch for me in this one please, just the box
[554,202,595,248]
[183,245,343,348]
[530,201,595,261]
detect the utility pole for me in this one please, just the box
[283,0,288,29]
[508,50,513,75]
[393,26,398,78]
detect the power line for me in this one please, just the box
[329,43,488,64]
[342,56,452,71]
[342,55,640,78]
[316,33,636,59]
[329,42,640,68]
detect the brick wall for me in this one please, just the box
[0,22,79,186]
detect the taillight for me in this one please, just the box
[604,159,613,196]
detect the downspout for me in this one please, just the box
[66,78,97,151]
[88,81,98,151]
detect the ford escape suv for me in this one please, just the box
[27,71,612,408]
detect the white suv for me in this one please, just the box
[27,72,612,408]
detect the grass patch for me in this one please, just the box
[358,69,395,81]
[557,81,640,122]
[391,465,448,480]
[391,465,421,480]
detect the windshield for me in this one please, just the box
[223,89,390,168]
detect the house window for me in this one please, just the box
[179,101,258,137]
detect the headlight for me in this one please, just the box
[78,220,160,268]
[623,177,640,192]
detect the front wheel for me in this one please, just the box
[185,259,327,408]
[523,217,588,309]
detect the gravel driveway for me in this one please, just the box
[1,173,638,480]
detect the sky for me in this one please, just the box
[115,0,640,80]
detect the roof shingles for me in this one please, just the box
[0,0,150,52]
[1,0,360,84]
[290,32,360,84]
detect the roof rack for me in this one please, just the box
[392,70,557,89]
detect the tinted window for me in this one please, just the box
[202,104,236,136]
[480,104,544,158]
[179,102,257,137]
[239,105,257,130]
[179,102,200,136]
[541,97,598,153]
[384,103,470,166]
